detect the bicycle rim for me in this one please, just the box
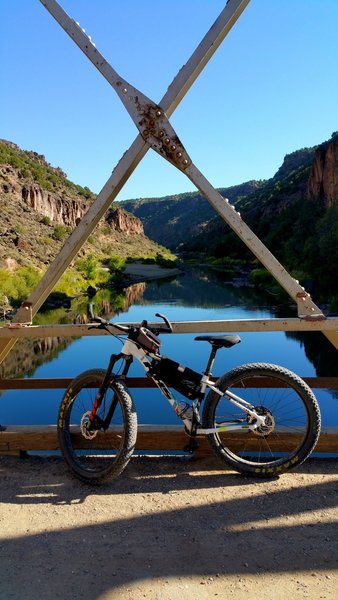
[203,363,321,476]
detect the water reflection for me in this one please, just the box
[0,283,145,380]
[139,268,283,311]
[0,268,337,425]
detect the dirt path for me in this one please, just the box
[0,455,337,600]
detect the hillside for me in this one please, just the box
[121,181,264,249]
[0,139,174,306]
[2,134,337,308]
[122,135,338,303]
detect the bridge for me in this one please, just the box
[1,0,337,455]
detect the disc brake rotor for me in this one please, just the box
[80,411,99,440]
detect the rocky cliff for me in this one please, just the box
[21,181,86,227]
[272,147,315,181]
[107,207,143,235]
[0,139,145,233]
[0,139,168,273]
[308,135,338,208]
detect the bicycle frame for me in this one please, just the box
[88,335,268,436]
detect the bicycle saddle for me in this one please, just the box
[194,335,241,348]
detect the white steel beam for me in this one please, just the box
[0,318,338,340]
[36,0,324,320]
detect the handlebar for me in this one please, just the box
[154,313,173,333]
[87,303,173,334]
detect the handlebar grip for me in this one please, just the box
[113,322,130,332]
[155,313,173,333]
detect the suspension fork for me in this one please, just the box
[87,353,132,429]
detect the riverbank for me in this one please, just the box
[123,262,182,282]
[0,454,337,599]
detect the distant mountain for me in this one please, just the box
[121,181,264,249]
[121,135,338,302]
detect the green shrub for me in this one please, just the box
[108,255,126,273]
[53,224,68,241]
[41,216,51,226]
[249,268,274,287]
[76,254,99,282]
[0,266,41,305]
[54,270,87,295]
[155,253,177,268]
[14,223,25,235]
[141,257,156,265]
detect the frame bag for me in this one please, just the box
[150,357,202,400]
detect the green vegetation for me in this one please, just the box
[14,223,26,235]
[107,254,126,274]
[0,266,41,306]
[177,141,337,306]
[41,216,51,226]
[0,139,177,310]
[206,256,243,277]
[53,269,88,297]
[76,254,100,282]
[53,224,69,241]
[139,253,178,268]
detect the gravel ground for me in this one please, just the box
[0,454,337,600]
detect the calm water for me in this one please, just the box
[1,268,337,427]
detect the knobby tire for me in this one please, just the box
[58,369,137,484]
[202,363,321,477]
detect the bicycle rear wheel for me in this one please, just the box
[58,369,137,484]
[202,363,321,477]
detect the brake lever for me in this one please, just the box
[155,313,173,333]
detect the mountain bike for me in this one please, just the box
[57,310,321,484]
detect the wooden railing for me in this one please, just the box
[0,374,337,456]
[1,320,337,455]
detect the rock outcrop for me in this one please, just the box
[21,184,86,227]
[0,163,144,233]
[308,135,338,207]
[107,207,144,235]
[0,139,145,234]
[272,147,316,181]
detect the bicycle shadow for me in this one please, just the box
[0,456,337,600]
[0,454,269,506]
[0,454,336,506]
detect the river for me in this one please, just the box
[0,267,337,428]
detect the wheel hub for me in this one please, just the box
[80,411,99,440]
[248,406,275,436]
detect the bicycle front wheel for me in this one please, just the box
[202,363,321,477]
[58,369,137,484]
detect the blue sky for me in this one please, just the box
[1,0,337,201]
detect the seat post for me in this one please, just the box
[204,345,218,377]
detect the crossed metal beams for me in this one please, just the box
[0,0,337,363]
